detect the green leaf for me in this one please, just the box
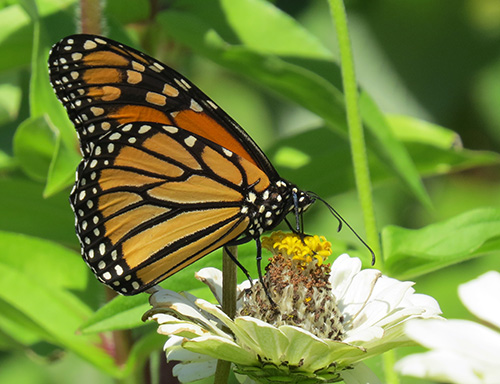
[0,263,119,375]
[0,231,87,290]
[0,75,22,126]
[44,124,80,197]
[0,150,17,172]
[0,300,43,347]
[13,115,56,181]
[387,114,461,149]
[360,92,432,209]
[0,3,32,72]
[0,177,76,246]
[220,0,333,59]
[267,126,500,197]
[382,208,500,279]
[80,294,150,334]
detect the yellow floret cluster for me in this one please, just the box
[262,231,332,267]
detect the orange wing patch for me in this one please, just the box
[173,110,258,167]
[148,175,243,204]
[112,105,171,125]
[136,216,249,284]
[83,68,123,84]
[105,205,171,245]
[83,50,130,66]
[98,191,142,217]
[114,146,185,178]
[123,207,242,269]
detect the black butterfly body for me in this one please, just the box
[48,34,314,295]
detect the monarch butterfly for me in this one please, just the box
[48,34,316,295]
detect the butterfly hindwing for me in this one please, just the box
[71,121,275,294]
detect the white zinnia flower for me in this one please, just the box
[144,232,441,384]
[395,271,500,384]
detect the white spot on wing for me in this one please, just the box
[184,136,196,147]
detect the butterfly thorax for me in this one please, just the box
[242,180,314,238]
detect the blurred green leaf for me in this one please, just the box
[25,0,80,197]
[0,150,17,171]
[105,0,150,25]
[0,3,32,72]
[267,125,500,197]
[0,231,86,290]
[0,301,43,347]
[387,114,461,149]
[382,208,500,279]
[0,0,76,72]
[0,177,76,246]
[0,76,22,125]
[220,0,333,59]
[80,294,150,334]
[0,263,120,375]
[360,92,432,208]
[44,126,80,197]
[13,115,56,181]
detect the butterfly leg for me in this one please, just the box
[223,245,253,286]
[255,237,276,306]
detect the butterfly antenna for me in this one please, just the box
[308,192,376,265]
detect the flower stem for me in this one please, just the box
[328,0,382,267]
[214,246,238,384]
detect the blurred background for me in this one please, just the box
[0,0,499,383]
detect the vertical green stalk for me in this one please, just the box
[328,0,381,266]
[214,246,238,384]
[328,1,396,383]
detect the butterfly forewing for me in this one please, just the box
[48,34,278,176]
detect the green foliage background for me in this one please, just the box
[1,0,500,383]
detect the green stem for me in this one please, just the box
[383,350,400,384]
[329,2,395,383]
[328,0,382,267]
[214,246,238,384]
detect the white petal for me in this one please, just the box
[148,289,224,336]
[339,269,382,325]
[340,362,382,384]
[234,317,288,364]
[405,319,500,366]
[167,347,214,363]
[343,325,384,343]
[150,313,183,325]
[158,322,207,337]
[195,267,223,305]
[329,254,362,299]
[278,325,331,369]
[459,271,500,328]
[404,293,442,318]
[172,360,217,383]
[183,334,257,365]
[396,350,483,384]
[164,335,183,349]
